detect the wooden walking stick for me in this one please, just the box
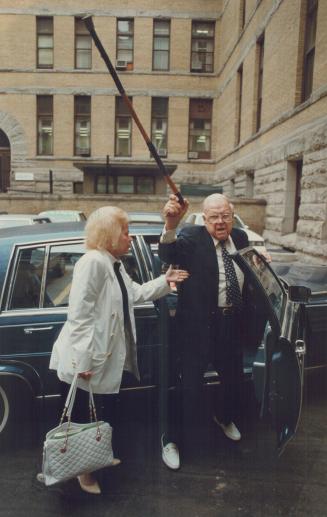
[83,15,185,206]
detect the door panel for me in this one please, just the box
[233,248,303,452]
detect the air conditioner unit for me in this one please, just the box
[158,148,167,157]
[116,59,127,70]
[188,151,198,159]
[192,64,203,72]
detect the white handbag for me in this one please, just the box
[42,374,114,486]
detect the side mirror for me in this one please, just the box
[288,285,311,303]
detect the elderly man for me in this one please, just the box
[159,193,251,469]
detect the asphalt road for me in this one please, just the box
[1,376,326,517]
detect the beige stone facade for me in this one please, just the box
[0,0,326,262]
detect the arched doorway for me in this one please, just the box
[0,130,10,192]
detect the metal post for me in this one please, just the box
[49,170,53,194]
[106,155,109,194]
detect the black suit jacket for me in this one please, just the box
[159,225,249,370]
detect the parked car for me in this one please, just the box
[127,211,164,226]
[184,212,266,251]
[38,210,87,222]
[0,213,50,229]
[0,223,326,454]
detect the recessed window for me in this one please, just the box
[153,20,170,71]
[36,17,53,69]
[75,18,92,69]
[37,95,53,155]
[191,21,215,73]
[116,19,134,70]
[74,96,91,156]
[188,99,212,159]
[255,34,264,133]
[95,175,154,194]
[235,64,243,145]
[115,97,132,156]
[151,98,168,157]
[302,0,318,101]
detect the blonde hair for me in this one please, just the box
[85,206,128,251]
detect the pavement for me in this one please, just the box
[1,376,326,517]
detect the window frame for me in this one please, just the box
[188,98,213,159]
[152,19,170,71]
[36,16,54,69]
[115,96,132,157]
[74,95,91,157]
[190,20,215,73]
[116,18,134,69]
[37,95,53,156]
[151,97,169,158]
[75,17,92,70]
[94,174,155,195]
[302,0,318,102]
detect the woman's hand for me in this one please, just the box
[78,370,93,380]
[165,265,189,284]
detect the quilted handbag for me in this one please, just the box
[42,374,114,486]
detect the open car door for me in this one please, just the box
[233,248,305,454]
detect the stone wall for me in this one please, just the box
[0,194,266,235]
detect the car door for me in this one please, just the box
[233,248,304,454]
[0,241,86,396]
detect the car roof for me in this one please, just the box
[0,221,162,244]
[272,262,327,294]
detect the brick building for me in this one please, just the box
[0,0,326,262]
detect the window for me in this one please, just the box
[151,98,168,157]
[188,99,212,159]
[37,95,53,155]
[240,0,246,31]
[255,34,264,133]
[191,21,215,73]
[36,17,53,69]
[235,64,243,145]
[45,244,86,308]
[74,96,91,156]
[75,18,92,69]
[116,19,134,69]
[153,20,170,71]
[95,175,154,195]
[302,0,318,101]
[9,247,45,309]
[282,160,303,234]
[115,97,132,156]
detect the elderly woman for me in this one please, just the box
[49,206,189,494]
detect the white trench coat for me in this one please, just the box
[49,249,171,394]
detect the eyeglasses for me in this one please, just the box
[206,213,233,224]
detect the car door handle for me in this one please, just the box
[295,339,306,356]
[24,326,54,334]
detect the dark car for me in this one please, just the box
[0,223,326,454]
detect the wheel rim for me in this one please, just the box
[0,386,9,433]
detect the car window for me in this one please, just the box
[44,243,86,308]
[9,247,45,309]
[238,249,285,324]
[44,243,142,308]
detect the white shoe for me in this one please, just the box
[213,416,241,441]
[161,438,180,470]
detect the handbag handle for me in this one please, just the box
[58,374,102,452]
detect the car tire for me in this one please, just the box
[0,377,34,449]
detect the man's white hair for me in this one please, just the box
[202,193,231,212]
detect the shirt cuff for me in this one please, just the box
[160,226,177,243]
